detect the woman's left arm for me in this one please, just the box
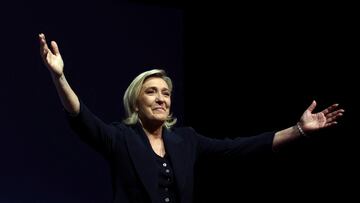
[272,100,344,151]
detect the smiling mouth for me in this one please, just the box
[153,107,165,112]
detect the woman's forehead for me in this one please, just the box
[142,77,169,88]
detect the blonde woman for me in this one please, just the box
[39,33,344,203]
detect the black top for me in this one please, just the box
[67,101,276,203]
[154,153,178,203]
[142,124,179,202]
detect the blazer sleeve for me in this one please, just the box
[65,100,121,159]
[190,128,275,159]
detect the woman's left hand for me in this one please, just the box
[299,100,345,133]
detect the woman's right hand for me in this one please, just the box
[39,33,64,78]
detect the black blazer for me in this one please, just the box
[68,101,275,203]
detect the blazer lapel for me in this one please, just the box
[125,124,159,202]
[163,129,187,195]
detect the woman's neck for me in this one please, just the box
[139,120,166,157]
[139,119,163,138]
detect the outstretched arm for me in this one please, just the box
[272,100,344,151]
[39,33,80,115]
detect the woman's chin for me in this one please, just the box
[152,116,167,123]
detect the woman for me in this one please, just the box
[39,33,344,203]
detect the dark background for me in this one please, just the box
[0,0,358,202]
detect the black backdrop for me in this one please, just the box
[185,2,358,202]
[1,0,358,202]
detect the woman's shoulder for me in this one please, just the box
[109,122,135,133]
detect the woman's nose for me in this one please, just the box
[155,94,164,102]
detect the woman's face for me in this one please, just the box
[137,77,171,124]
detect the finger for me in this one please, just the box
[322,103,339,115]
[306,100,317,112]
[50,41,61,56]
[326,109,345,117]
[325,121,338,128]
[326,109,344,118]
[326,113,343,123]
[39,33,50,56]
[326,111,344,122]
[39,33,48,49]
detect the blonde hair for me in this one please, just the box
[123,69,177,128]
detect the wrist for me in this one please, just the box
[296,122,307,137]
[51,72,65,80]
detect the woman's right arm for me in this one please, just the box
[39,33,80,115]
[39,33,119,157]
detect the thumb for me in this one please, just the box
[50,41,61,56]
[306,100,317,113]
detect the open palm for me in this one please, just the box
[39,33,64,77]
[300,100,344,133]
